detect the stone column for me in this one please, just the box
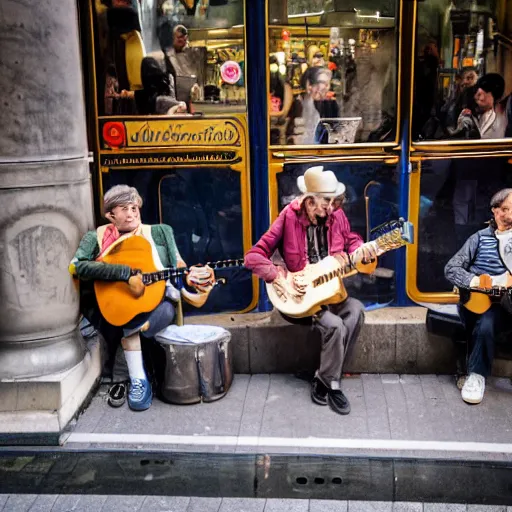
[0,0,94,380]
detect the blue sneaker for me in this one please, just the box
[128,378,152,411]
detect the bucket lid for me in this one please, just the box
[155,324,230,345]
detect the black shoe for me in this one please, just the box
[327,389,351,415]
[107,382,127,408]
[311,378,328,406]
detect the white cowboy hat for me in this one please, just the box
[297,166,346,198]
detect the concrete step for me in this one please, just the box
[184,307,512,377]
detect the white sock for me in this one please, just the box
[124,350,147,380]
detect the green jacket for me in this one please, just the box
[70,224,180,282]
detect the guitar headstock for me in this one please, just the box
[371,218,415,250]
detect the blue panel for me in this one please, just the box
[245,0,271,311]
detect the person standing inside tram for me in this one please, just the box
[445,189,512,405]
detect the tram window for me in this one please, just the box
[412,0,512,142]
[276,162,400,307]
[268,0,399,146]
[93,0,245,117]
[415,158,512,293]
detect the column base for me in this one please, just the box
[0,337,101,445]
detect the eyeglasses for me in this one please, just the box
[314,52,324,59]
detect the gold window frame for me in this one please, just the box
[265,0,405,153]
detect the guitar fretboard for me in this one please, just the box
[141,259,244,285]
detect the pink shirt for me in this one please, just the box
[244,199,363,282]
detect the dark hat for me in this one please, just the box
[476,73,505,101]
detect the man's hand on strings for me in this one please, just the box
[128,272,145,298]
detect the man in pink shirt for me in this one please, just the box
[245,166,377,415]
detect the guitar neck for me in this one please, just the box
[141,259,243,285]
[312,231,406,288]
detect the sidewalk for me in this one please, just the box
[67,373,512,457]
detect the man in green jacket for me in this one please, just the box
[70,184,213,411]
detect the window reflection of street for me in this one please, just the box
[412,0,512,142]
[416,158,512,293]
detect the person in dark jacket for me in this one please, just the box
[445,188,512,405]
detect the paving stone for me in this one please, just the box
[467,507,507,512]
[187,497,222,512]
[142,496,190,511]
[381,374,410,439]
[348,501,393,512]
[238,375,270,437]
[25,495,57,512]
[100,495,146,512]
[218,498,266,512]
[393,503,423,512]
[72,495,108,511]
[263,499,309,512]
[309,500,348,511]
[398,375,435,440]
[47,495,81,512]
[361,375,391,439]
[1,495,38,512]
[424,505,467,512]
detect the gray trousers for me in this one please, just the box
[284,297,365,389]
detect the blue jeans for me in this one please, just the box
[459,304,512,377]
[122,300,175,338]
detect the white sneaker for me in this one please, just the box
[461,373,485,404]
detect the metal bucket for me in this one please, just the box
[155,325,233,405]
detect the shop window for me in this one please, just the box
[276,162,401,307]
[415,157,512,294]
[268,0,400,146]
[93,0,245,117]
[412,0,512,142]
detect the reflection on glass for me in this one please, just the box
[277,162,400,306]
[268,0,398,145]
[412,0,512,142]
[416,158,512,293]
[93,0,245,117]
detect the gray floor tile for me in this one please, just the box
[239,375,270,437]
[72,495,108,511]
[100,495,146,512]
[309,499,348,511]
[423,505,467,512]
[218,498,266,512]
[361,375,391,439]
[26,495,58,512]
[467,507,507,512]
[348,502,393,512]
[399,375,435,440]
[142,496,191,511]
[382,375,411,439]
[263,499,309,512]
[47,495,81,512]
[0,496,9,510]
[187,497,222,512]
[393,503,423,512]
[1,495,38,512]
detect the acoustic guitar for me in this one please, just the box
[463,286,512,314]
[266,219,414,318]
[94,235,243,326]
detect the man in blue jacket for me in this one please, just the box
[445,188,512,404]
